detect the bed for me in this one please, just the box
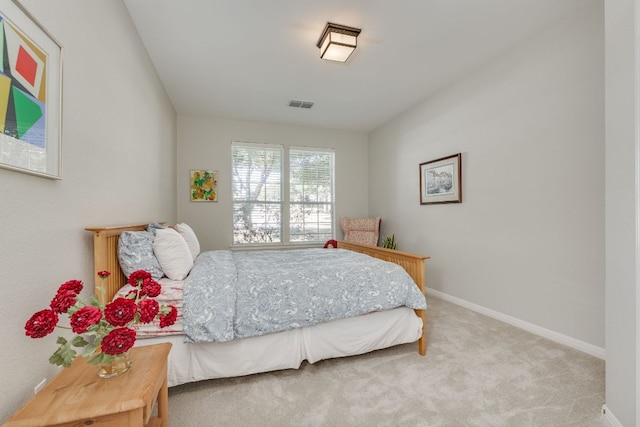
[85,223,429,387]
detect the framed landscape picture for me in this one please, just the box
[419,153,462,205]
[0,0,63,179]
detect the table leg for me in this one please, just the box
[157,374,169,427]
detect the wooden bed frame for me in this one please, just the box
[85,223,429,356]
[336,240,429,355]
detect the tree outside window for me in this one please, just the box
[232,142,334,245]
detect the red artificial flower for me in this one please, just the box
[160,305,178,328]
[104,298,137,327]
[70,306,102,334]
[140,279,161,298]
[138,298,159,323]
[50,290,78,314]
[127,270,152,287]
[58,280,83,294]
[97,271,111,279]
[100,327,136,355]
[25,309,59,338]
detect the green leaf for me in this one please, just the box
[56,336,68,346]
[71,335,89,347]
[84,324,99,334]
[67,304,80,315]
[82,340,100,358]
[48,353,64,367]
[90,295,101,307]
[87,352,110,366]
[382,234,397,250]
[50,340,77,368]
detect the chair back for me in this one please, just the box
[340,217,381,246]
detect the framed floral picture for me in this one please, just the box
[190,170,218,202]
[419,153,462,205]
[0,0,63,179]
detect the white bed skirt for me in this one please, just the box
[134,307,423,387]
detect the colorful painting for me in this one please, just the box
[190,170,218,202]
[0,0,62,179]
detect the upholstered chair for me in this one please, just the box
[340,217,381,246]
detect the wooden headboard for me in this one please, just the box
[85,223,149,304]
[84,225,430,356]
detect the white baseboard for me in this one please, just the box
[601,405,623,427]
[426,288,606,359]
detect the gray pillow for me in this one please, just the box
[146,222,167,236]
[118,230,164,279]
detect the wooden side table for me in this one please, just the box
[5,342,172,427]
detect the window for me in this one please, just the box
[232,142,335,245]
[289,148,334,242]
[232,143,283,244]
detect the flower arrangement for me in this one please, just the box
[24,270,177,368]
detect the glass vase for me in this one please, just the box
[97,352,132,378]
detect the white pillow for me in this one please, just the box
[176,223,200,260]
[153,228,194,280]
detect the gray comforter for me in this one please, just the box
[183,248,427,343]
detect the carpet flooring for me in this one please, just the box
[167,296,605,426]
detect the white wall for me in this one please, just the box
[0,1,177,422]
[176,115,368,250]
[603,0,638,424]
[369,1,604,352]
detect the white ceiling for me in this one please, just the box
[123,0,594,133]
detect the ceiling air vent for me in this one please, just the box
[288,100,314,109]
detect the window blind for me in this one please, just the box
[231,142,334,245]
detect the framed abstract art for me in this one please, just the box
[190,170,218,202]
[0,0,63,179]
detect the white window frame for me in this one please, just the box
[231,141,335,248]
[288,146,335,245]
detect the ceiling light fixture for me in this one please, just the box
[316,22,361,63]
